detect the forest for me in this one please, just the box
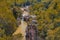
[0,0,60,40]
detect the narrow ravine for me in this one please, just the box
[12,6,38,40]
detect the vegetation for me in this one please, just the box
[0,0,60,40]
[29,0,60,40]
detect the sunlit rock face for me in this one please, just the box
[22,11,29,17]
